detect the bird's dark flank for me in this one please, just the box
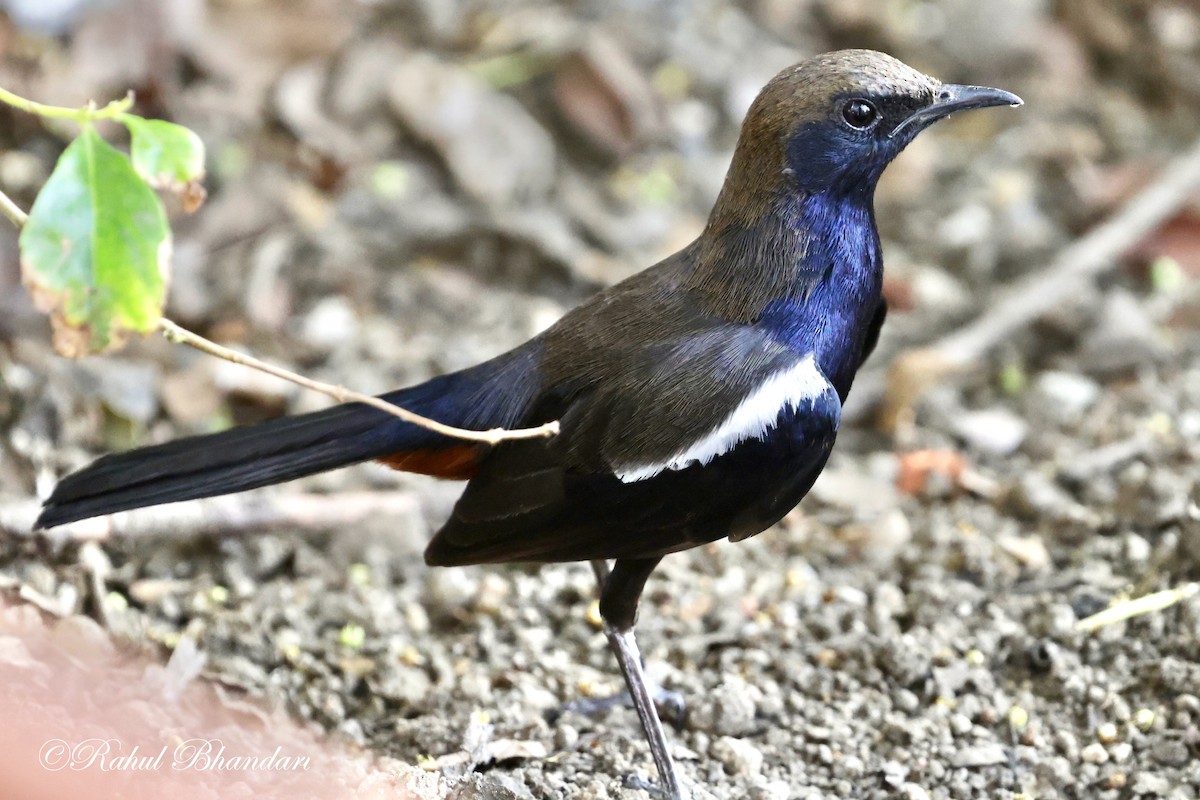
[35,51,1021,798]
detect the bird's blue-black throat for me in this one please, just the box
[756,188,883,402]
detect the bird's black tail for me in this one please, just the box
[33,347,544,529]
[34,398,408,529]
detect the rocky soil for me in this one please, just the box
[2,1,1200,798]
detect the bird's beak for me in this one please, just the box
[890,84,1023,139]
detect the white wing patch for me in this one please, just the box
[616,353,832,483]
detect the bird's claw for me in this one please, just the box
[623,772,692,800]
[548,685,687,729]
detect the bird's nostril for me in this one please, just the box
[938,89,952,101]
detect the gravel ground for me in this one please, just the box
[3,1,1200,798]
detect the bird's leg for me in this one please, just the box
[554,560,686,724]
[603,623,687,798]
[591,558,611,587]
[594,557,689,800]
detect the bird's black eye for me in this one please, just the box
[841,99,879,130]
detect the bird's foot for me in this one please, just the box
[623,772,692,800]
[548,685,687,728]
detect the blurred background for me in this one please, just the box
[2,1,1200,798]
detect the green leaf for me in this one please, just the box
[19,126,170,357]
[124,115,207,211]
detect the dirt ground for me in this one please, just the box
[3,1,1200,798]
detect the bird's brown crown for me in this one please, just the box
[752,50,940,126]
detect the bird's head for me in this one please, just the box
[724,50,1022,203]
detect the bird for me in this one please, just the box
[34,50,1021,799]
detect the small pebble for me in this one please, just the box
[1132,772,1171,795]
[710,736,764,777]
[301,296,360,349]
[894,689,920,713]
[1033,371,1101,416]
[1175,694,1200,713]
[951,407,1028,456]
[1054,730,1079,760]
[1080,742,1109,764]
[749,779,791,800]
[691,676,758,736]
[1009,472,1087,523]
[555,723,579,750]
[805,726,832,742]
[1009,706,1030,730]
[882,761,908,787]
[578,779,610,800]
[1150,737,1190,767]
[1123,533,1151,564]
[952,743,1006,768]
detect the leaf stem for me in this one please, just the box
[157,318,559,445]
[0,86,134,123]
[0,186,29,228]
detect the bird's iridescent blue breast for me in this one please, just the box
[757,191,883,400]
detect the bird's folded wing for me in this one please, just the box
[565,326,833,479]
[426,325,841,565]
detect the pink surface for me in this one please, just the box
[0,597,444,800]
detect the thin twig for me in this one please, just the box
[158,318,558,444]
[846,134,1200,425]
[0,86,134,123]
[0,186,29,228]
[1076,583,1200,632]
